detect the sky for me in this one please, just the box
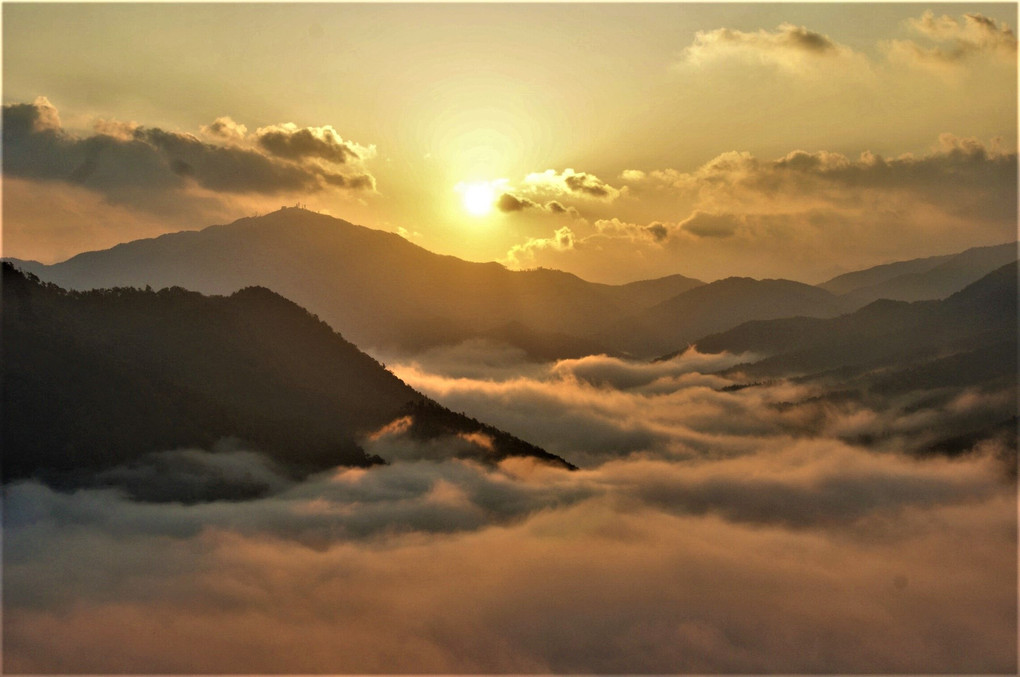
[2,2,1017,283]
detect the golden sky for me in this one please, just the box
[3,2,1017,282]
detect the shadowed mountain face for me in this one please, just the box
[2,263,571,492]
[9,208,702,358]
[819,242,1017,306]
[696,262,1018,384]
[607,244,1016,359]
[691,263,1018,471]
[603,277,845,358]
[9,209,1012,362]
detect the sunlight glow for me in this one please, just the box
[460,182,496,216]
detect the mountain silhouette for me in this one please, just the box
[603,277,845,358]
[7,207,703,359]
[10,208,1010,363]
[2,263,572,492]
[819,242,1016,306]
[695,261,1018,385]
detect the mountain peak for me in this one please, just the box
[227,205,358,230]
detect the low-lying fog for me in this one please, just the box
[4,345,1016,673]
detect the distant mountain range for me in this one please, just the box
[6,208,1014,359]
[2,263,572,491]
[696,261,1018,387]
[695,262,1017,467]
[818,242,1017,307]
[602,276,845,357]
[5,208,700,358]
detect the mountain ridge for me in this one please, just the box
[2,262,573,491]
[694,261,1018,382]
[8,208,704,358]
[820,242,1017,305]
[8,208,1013,361]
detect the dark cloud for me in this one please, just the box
[781,24,838,53]
[91,445,293,503]
[2,96,61,135]
[519,168,621,202]
[645,221,669,242]
[497,193,581,218]
[680,211,741,238]
[563,171,611,197]
[1,98,377,214]
[322,171,376,190]
[497,192,537,212]
[255,124,366,164]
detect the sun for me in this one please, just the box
[460,182,496,216]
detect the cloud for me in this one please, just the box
[4,344,1016,673]
[679,23,862,73]
[885,11,1018,71]
[644,221,669,242]
[1,98,378,210]
[678,211,742,238]
[629,135,1015,203]
[496,192,538,212]
[373,339,549,381]
[519,134,1016,282]
[4,448,1014,672]
[254,122,374,165]
[5,95,62,132]
[550,350,757,391]
[505,226,578,268]
[518,168,622,202]
[364,417,506,464]
[497,192,582,219]
[200,115,248,142]
[1,98,382,262]
[91,444,294,503]
[390,348,1019,470]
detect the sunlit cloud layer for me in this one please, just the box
[5,348,1015,673]
[389,346,1016,466]
[678,22,866,74]
[4,289,1016,672]
[884,10,1017,72]
[505,134,1017,282]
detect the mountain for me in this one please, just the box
[598,273,704,308]
[819,253,957,295]
[695,262,1018,384]
[819,242,1017,306]
[8,207,703,358]
[695,263,1017,469]
[602,277,845,358]
[2,263,572,490]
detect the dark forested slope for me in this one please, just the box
[2,264,570,486]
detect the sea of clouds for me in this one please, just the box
[3,346,1016,673]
